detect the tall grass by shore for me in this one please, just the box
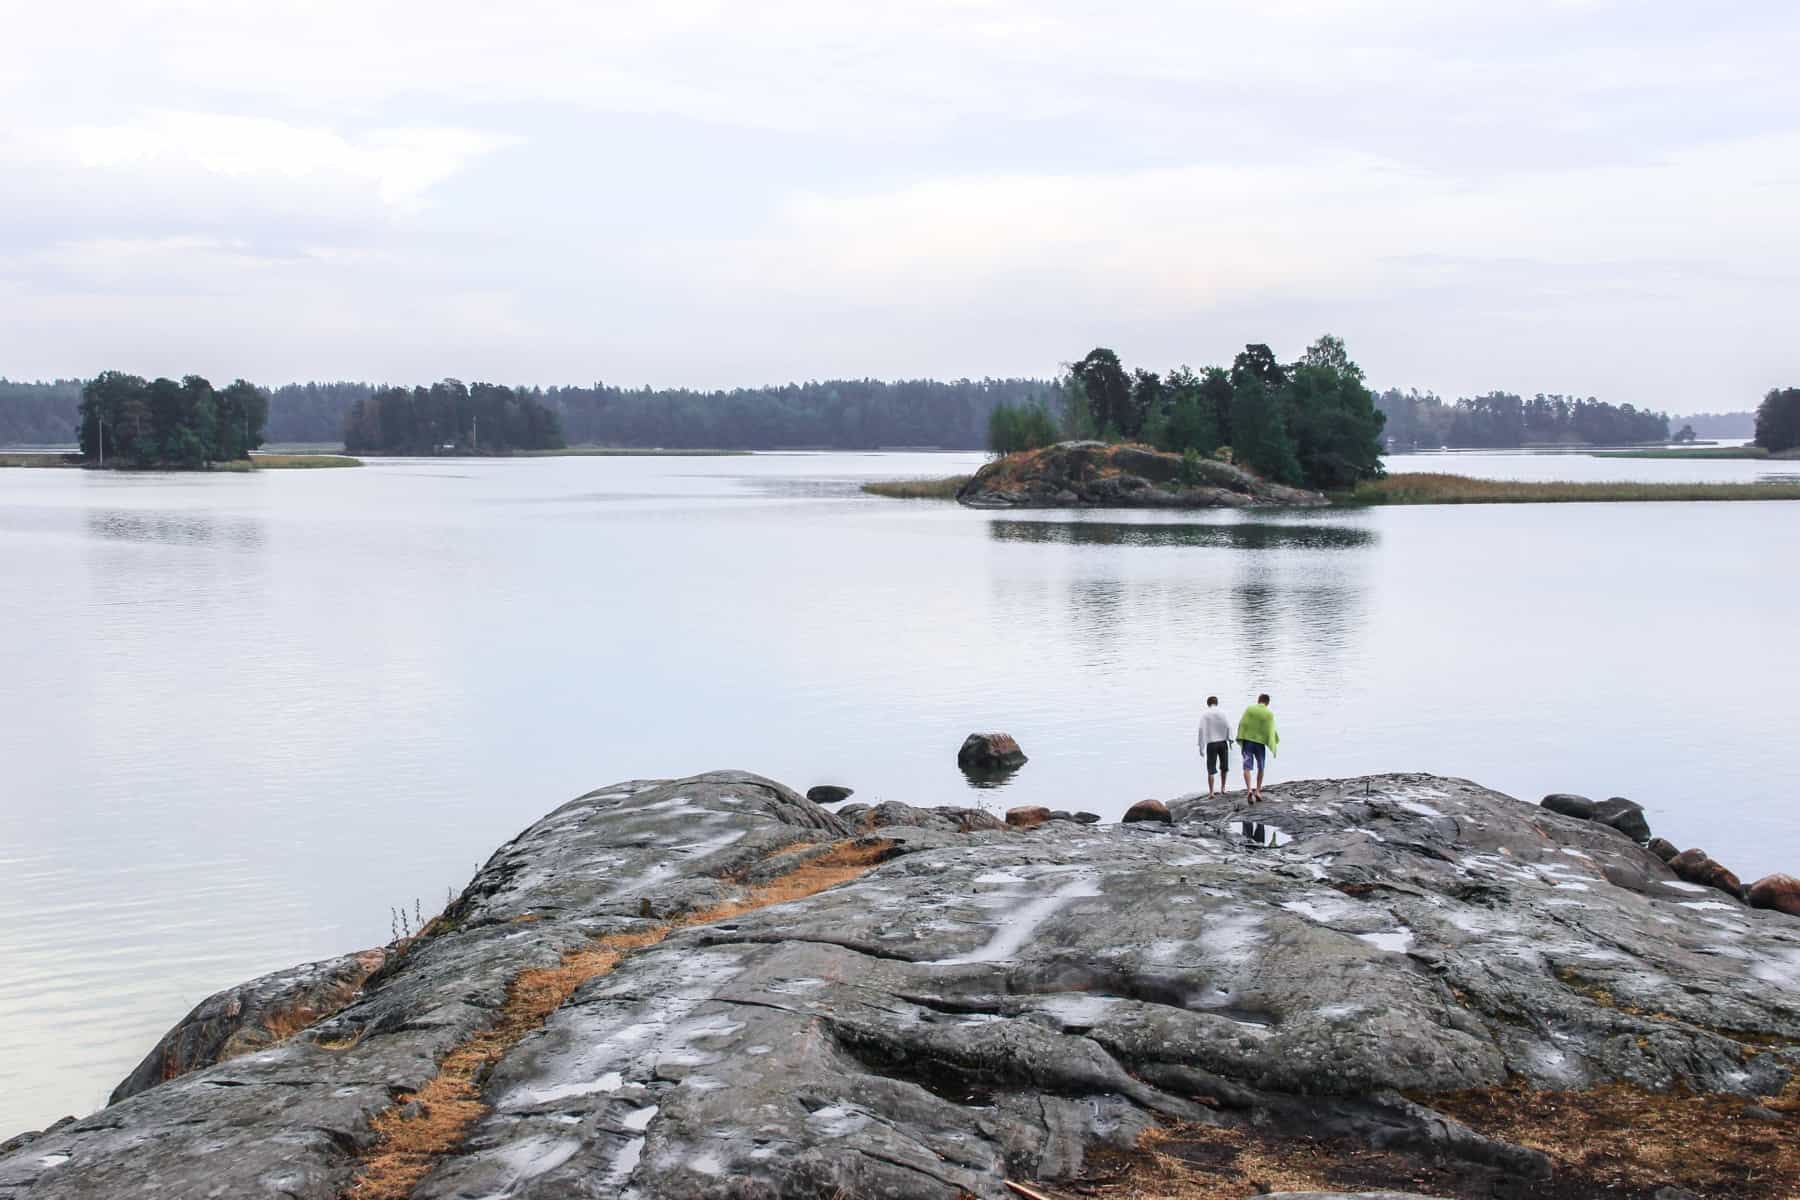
[1593,446,1780,460]
[1350,473,1800,505]
[247,453,363,469]
[861,476,969,499]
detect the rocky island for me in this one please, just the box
[2,771,1797,1199]
[955,443,1328,509]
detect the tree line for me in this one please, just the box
[75,372,268,467]
[0,376,1061,451]
[343,381,566,454]
[985,336,1388,493]
[1375,389,1670,449]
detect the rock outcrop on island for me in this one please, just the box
[956,442,1328,509]
[3,771,1798,1199]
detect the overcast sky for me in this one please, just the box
[4,1,1797,408]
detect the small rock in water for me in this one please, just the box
[1591,797,1652,843]
[1669,849,1745,899]
[1647,837,1680,863]
[1746,873,1800,916]
[806,785,854,805]
[1005,806,1051,829]
[957,732,1028,771]
[1541,793,1596,820]
[1070,811,1101,824]
[1122,798,1172,825]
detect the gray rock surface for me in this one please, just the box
[1591,796,1652,843]
[3,771,1797,1200]
[1540,793,1595,820]
[956,441,1327,509]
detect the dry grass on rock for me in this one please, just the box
[342,837,896,1199]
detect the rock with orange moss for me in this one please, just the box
[1006,806,1052,829]
[1747,873,1800,916]
[6,770,1800,1200]
[109,947,389,1105]
[1668,848,1746,899]
[1121,798,1172,824]
[958,732,1027,771]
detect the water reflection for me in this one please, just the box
[988,519,1375,551]
[84,509,265,550]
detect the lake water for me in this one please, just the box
[3,449,1797,1135]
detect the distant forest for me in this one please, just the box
[0,373,1755,452]
[1669,410,1755,439]
[1374,390,1670,449]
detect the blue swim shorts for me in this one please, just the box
[1240,740,1267,771]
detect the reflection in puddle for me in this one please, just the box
[989,520,1374,551]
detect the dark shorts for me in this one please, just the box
[1205,740,1230,775]
[1241,740,1267,772]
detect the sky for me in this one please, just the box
[3,1,1797,409]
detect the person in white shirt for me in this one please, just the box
[1198,696,1233,797]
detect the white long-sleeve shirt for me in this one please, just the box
[1198,708,1233,747]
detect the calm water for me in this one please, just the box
[3,450,1797,1134]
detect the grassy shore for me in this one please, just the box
[861,476,969,499]
[240,453,364,469]
[1350,472,1800,505]
[1593,446,1780,460]
[0,452,81,468]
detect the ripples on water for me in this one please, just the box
[0,449,1795,1135]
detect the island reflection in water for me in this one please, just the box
[987,518,1376,551]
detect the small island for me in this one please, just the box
[0,372,361,471]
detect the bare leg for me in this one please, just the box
[1242,768,1254,798]
[1255,766,1265,799]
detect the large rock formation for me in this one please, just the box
[2,771,1797,1199]
[956,442,1328,509]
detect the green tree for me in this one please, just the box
[1069,348,1131,439]
[1280,335,1387,491]
[1161,366,1225,455]
[1754,388,1800,453]
[1230,376,1301,485]
[1128,368,1163,441]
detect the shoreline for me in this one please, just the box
[0,452,362,471]
[864,470,1800,506]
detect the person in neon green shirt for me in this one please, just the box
[1237,694,1279,801]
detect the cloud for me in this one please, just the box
[0,0,1796,404]
[59,112,510,212]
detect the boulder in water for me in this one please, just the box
[957,732,1027,771]
[805,785,853,805]
[1122,798,1172,825]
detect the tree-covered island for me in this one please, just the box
[78,372,269,468]
[987,334,1387,493]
